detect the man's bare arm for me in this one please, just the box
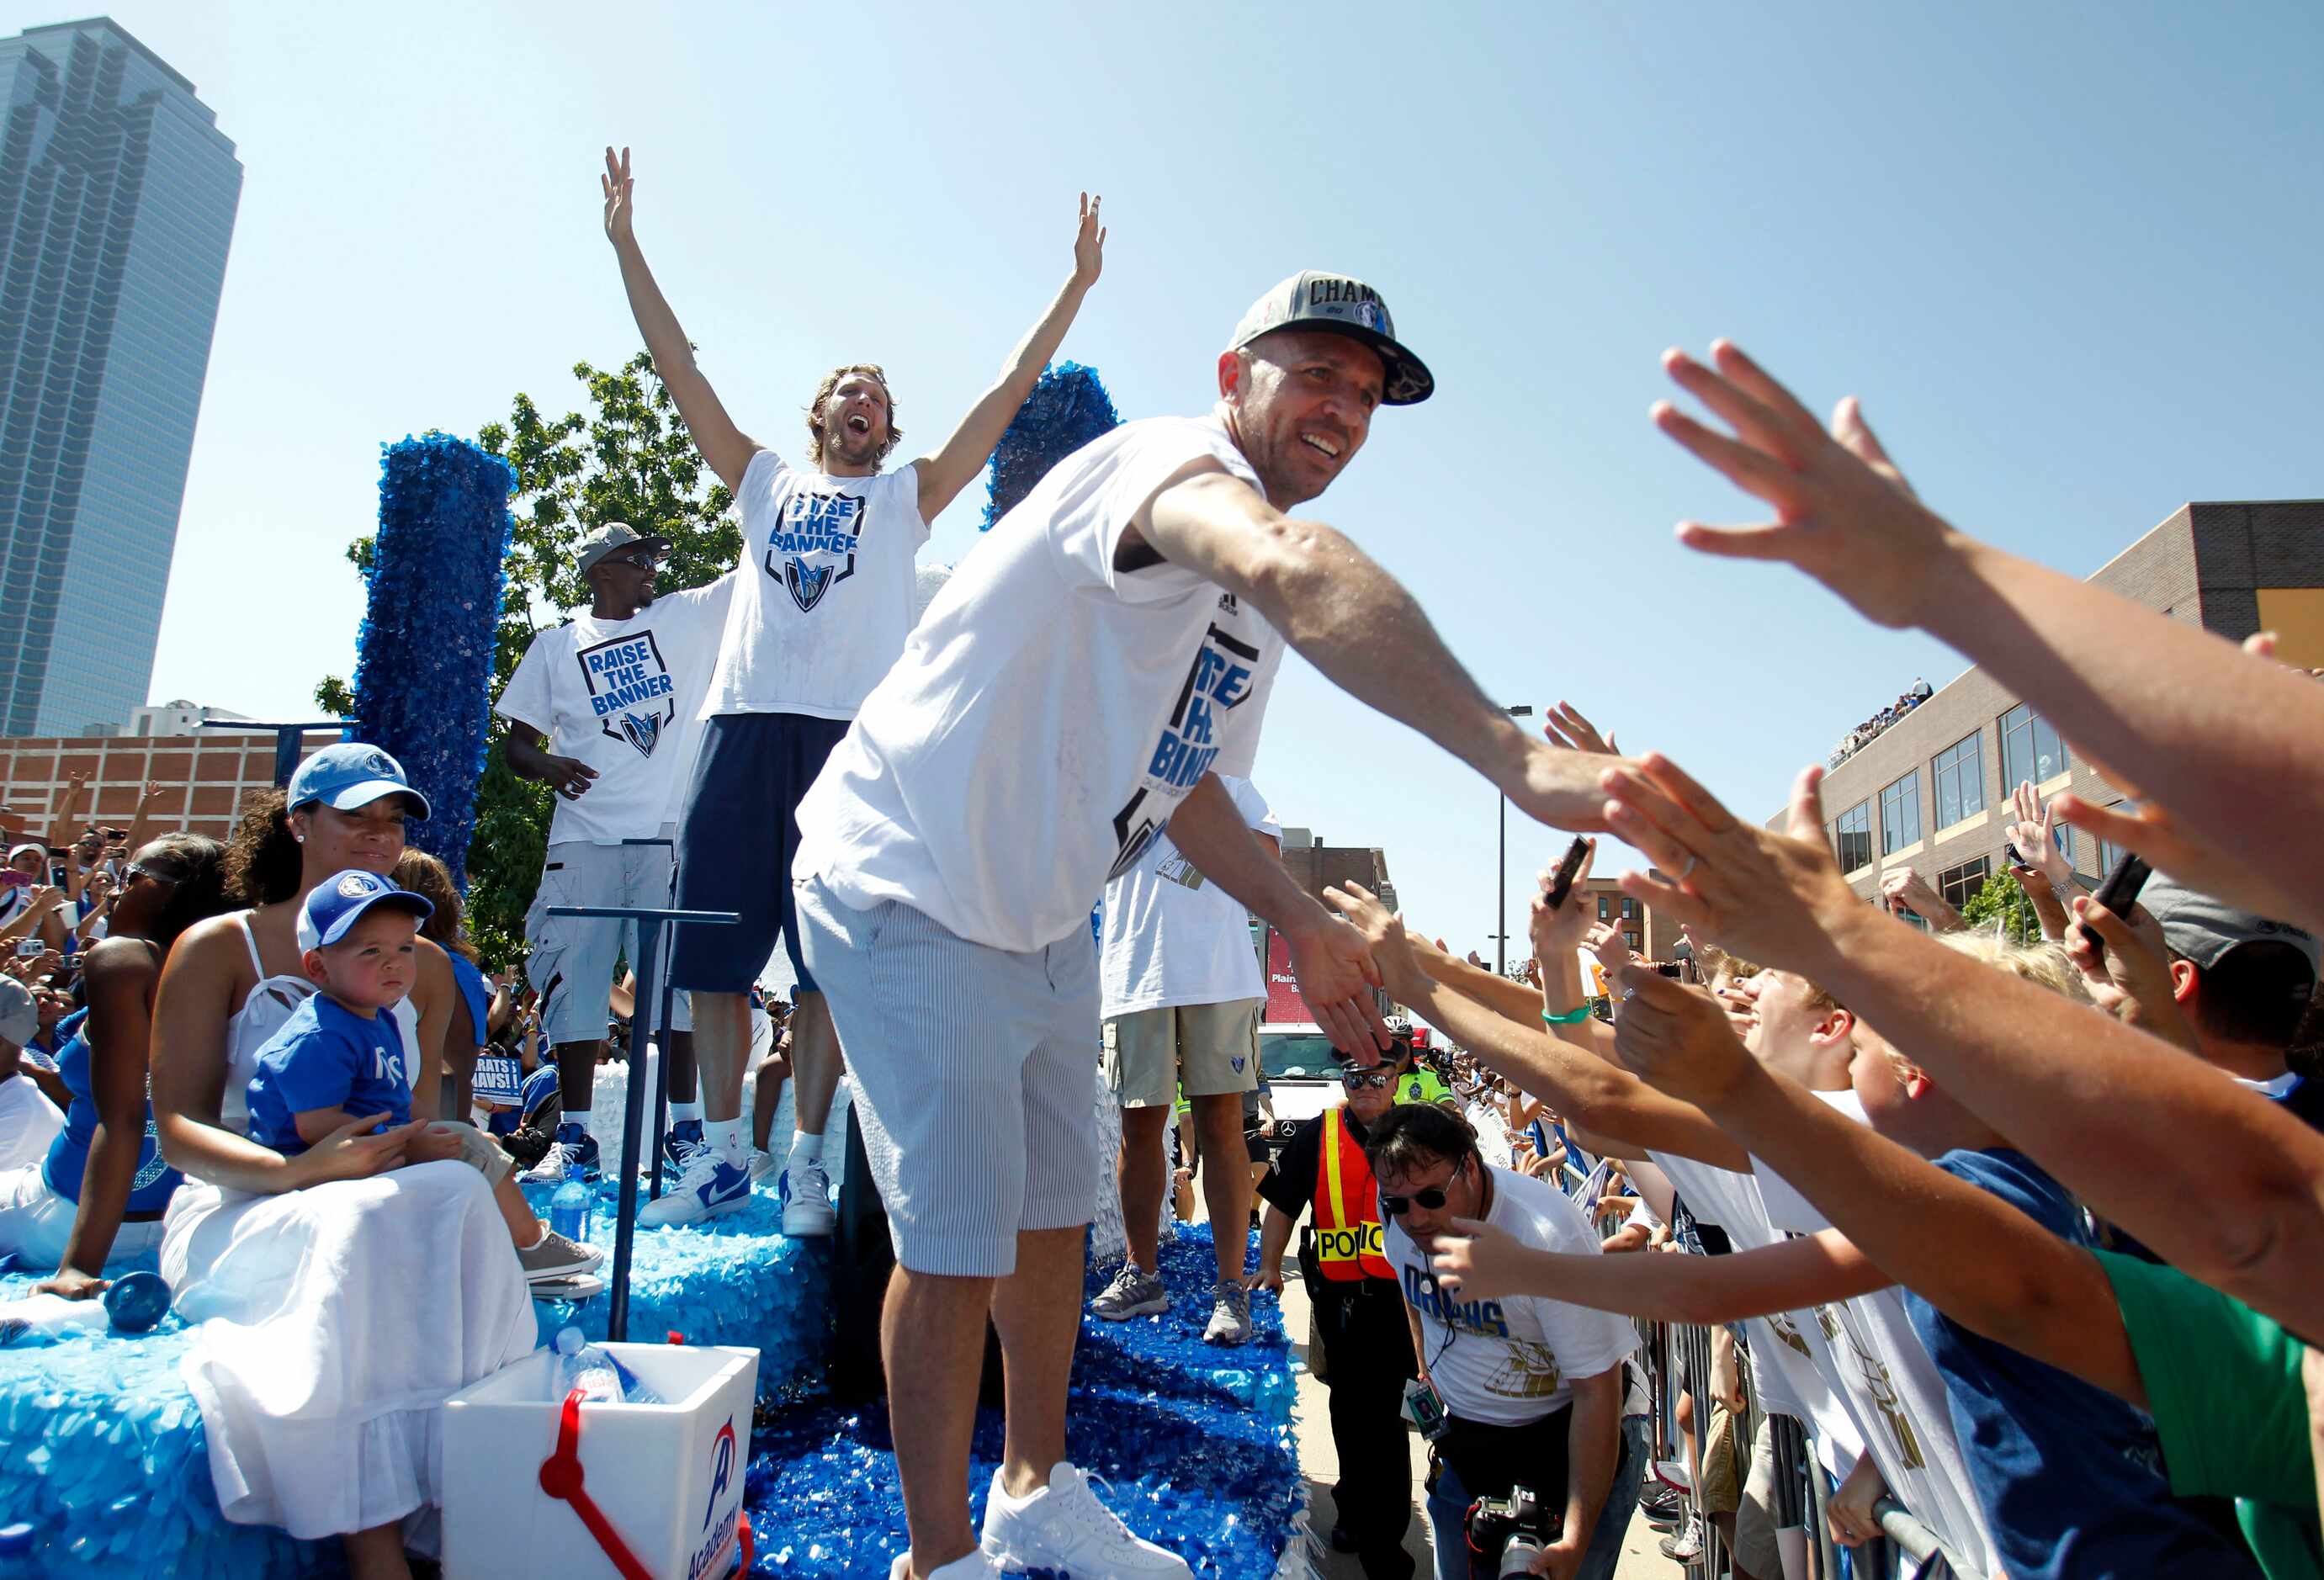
[915,196,1104,522]
[1134,469,1612,832]
[601,147,758,492]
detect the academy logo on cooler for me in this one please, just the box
[765,489,866,613]
[576,630,677,759]
[1106,623,1265,879]
[688,1416,741,1580]
[703,1416,736,1531]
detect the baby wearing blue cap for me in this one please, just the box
[245,871,606,1289]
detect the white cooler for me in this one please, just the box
[442,1341,760,1579]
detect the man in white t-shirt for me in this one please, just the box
[1090,772,1280,1344]
[1371,1103,1641,1580]
[790,272,1621,1580]
[497,521,735,1184]
[0,979,63,1174]
[599,148,1109,1234]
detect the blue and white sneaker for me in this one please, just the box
[779,1154,837,1238]
[661,1118,705,1174]
[521,1124,601,1185]
[637,1146,751,1227]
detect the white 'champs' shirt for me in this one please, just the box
[701,450,929,721]
[497,576,735,846]
[1099,773,1278,1018]
[1646,1148,1866,1477]
[1749,1092,1999,1580]
[795,416,1285,953]
[1386,1165,1637,1426]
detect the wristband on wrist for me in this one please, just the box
[1541,1005,1593,1026]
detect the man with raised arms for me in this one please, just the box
[791,272,1618,1578]
[598,146,1106,1232]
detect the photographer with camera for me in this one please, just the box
[1369,1103,1642,1580]
[1250,1034,1422,1577]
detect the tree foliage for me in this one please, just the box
[316,351,740,967]
[1960,868,2040,945]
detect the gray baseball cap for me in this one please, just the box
[0,978,34,1047]
[576,522,671,578]
[2141,874,2321,974]
[1228,272,1434,406]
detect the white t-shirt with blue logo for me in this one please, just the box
[795,416,1283,954]
[1384,1164,1637,1426]
[497,575,735,846]
[701,450,929,723]
[1099,773,1279,1019]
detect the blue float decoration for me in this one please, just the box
[980,362,1122,530]
[738,1224,1303,1577]
[350,433,516,888]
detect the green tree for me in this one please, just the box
[317,351,739,967]
[1959,868,2040,944]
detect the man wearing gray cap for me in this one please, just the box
[2138,876,2321,1128]
[791,272,1621,1579]
[496,522,735,1183]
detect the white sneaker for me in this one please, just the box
[979,1461,1191,1577]
[749,1147,782,1185]
[888,1551,1002,1579]
[636,1146,751,1227]
[780,1154,837,1238]
[519,1139,572,1185]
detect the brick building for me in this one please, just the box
[1573,876,1679,962]
[1785,500,2324,913]
[1276,827,1398,915]
[0,728,337,848]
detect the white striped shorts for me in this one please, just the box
[795,872,1101,1277]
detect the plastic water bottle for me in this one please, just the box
[549,1175,591,1244]
[554,1327,626,1403]
[103,1271,169,1333]
[0,1521,33,1575]
[604,1349,667,1406]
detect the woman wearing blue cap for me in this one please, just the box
[148,743,536,1580]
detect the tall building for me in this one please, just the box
[1784,501,2324,915]
[0,18,241,736]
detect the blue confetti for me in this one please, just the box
[351,433,517,889]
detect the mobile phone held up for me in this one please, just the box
[2078,851,2153,968]
[1544,837,1590,911]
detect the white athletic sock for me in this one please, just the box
[560,1113,592,1138]
[670,1098,703,1124]
[788,1129,823,1169]
[706,1116,746,1168]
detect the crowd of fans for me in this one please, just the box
[1827,678,1934,767]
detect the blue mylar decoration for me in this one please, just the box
[980,362,1122,530]
[351,433,515,889]
[739,1224,1302,1577]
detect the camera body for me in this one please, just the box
[1467,1483,1559,1578]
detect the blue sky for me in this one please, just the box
[109,0,2324,954]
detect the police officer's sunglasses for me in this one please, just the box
[1340,1070,1397,1090]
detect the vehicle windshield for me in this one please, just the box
[1260,1031,1344,1081]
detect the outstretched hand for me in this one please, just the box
[601,146,635,248]
[2052,740,2311,928]
[1526,840,1597,962]
[1597,756,1860,981]
[1320,883,1423,1022]
[1427,1216,1534,1300]
[1541,702,1618,757]
[1070,193,1106,288]
[1287,905,1391,1056]
[1609,962,1757,1110]
[1655,342,1953,630]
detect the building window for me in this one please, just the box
[1621,897,1639,920]
[1999,703,2069,793]
[1880,771,1922,855]
[1834,802,1874,872]
[1597,895,1611,921]
[2094,802,2136,879]
[1930,732,1984,830]
[1624,931,1642,952]
[1938,856,1991,911]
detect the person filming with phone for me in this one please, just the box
[1249,1033,1422,1577]
[1367,1103,1643,1580]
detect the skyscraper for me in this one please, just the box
[0,18,240,736]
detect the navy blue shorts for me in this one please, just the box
[670,711,852,994]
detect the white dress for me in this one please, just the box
[159,915,535,1542]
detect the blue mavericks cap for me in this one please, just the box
[289,743,432,821]
[297,869,433,952]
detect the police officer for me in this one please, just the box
[1252,1040,1419,1577]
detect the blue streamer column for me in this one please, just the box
[351,434,516,888]
[980,362,1121,529]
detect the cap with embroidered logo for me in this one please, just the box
[296,869,434,953]
[1228,271,1434,406]
[288,743,431,821]
[576,521,672,578]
